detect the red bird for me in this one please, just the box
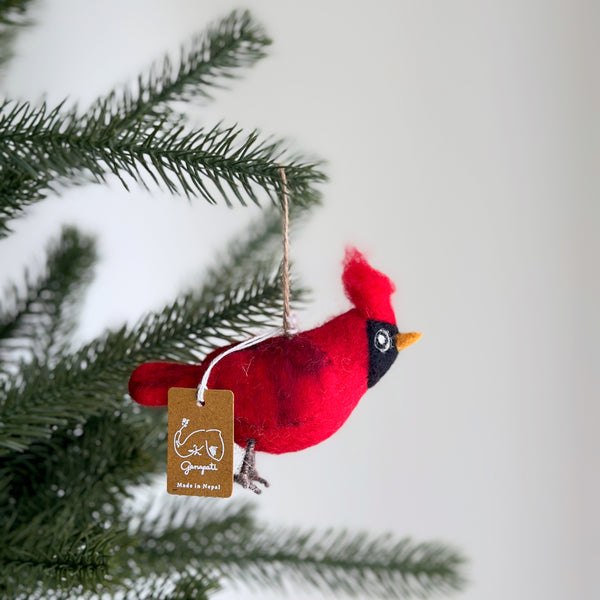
[129,248,420,493]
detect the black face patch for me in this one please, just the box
[367,320,399,388]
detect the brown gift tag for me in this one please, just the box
[167,387,234,498]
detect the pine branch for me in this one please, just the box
[0,168,49,236]
[0,407,167,596]
[113,501,253,599]
[121,501,466,599]
[0,0,33,21]
[228,529,466,598]
[0,226,97,371]
[0,528,114,598]
[0,99,325,232]
[95,9,272,128]
[0,0,34,70]
[0,10,324,235]
[2,500,244,599]
[0,407,164,540]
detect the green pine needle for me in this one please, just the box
[0,0,34,70]
[0,0,33,23]
[120,500,467,599]
[0,167,51,236]
[0,408,164,541]
[0,520,116,597]
[2,495,467,599]
[96,9,273,127]
[0,99,324,229]
[0,226,97,371]
[0,9,325,234]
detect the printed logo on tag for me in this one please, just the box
[167,388,234,497]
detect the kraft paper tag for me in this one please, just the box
[167,387,234,498]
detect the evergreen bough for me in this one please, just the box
[0,6,467,599]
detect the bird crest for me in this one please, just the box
[342,247,396,323]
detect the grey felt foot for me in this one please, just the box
[234,439,269,494]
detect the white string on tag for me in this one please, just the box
[196,327,284,406]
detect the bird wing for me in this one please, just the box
[210,334,329,430]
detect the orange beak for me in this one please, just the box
[395,332,422,351]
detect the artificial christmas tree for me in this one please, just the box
[0,5,466,598]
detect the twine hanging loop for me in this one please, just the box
[279,167,293,336]
[195,167,295,405]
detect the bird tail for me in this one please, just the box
[342,247,396,322]
[128,362,204,406]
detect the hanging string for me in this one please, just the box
[279,167,293,336]
[196,168,296,406]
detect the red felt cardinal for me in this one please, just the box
[129,248,420,493]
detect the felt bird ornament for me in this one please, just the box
[129,248,420,493]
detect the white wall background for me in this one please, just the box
[0,1,598,599]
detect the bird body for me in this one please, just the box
[129,248,420,489]
[130,308,369,454]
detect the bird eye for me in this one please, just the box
[374,329,391,353]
